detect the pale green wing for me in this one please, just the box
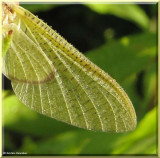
[2,23,56,84]
[12,44,136,132]
[7,4,136,132]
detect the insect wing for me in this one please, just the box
[6,4,136,132]
[2,23,56,84]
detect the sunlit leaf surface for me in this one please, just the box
[85,4,150,29]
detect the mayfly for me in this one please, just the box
[2,2,137,132]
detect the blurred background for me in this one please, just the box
[2,3,158,155]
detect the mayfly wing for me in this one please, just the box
[12,46,136,132]
[4,3,137,132]
[2,10,56,84]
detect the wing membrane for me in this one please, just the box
[3,23,56,84]
[4,4,137,132]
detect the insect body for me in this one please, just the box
[2,3,137,132]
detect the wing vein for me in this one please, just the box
[55,73,72,124]
[38,85,44,114]
[31,85,34,109]
[11,42,28,81]
[96,86,119,132]
[66,78,89,129]
[13,42,40,82]
[46,89,53,117]
[54,50,104,131]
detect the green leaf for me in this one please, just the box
[3,131,17,151]
[20,3,59,13]
[87,33,156,82]
[111,106,157,154]
[3,92,77,136]
[143,61,157,108]
[85,4,150,30]
[20,132,90,154]
[2,3,157,155]
[19,107,157,154]
[86,32,157,119]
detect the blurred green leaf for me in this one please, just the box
[3,29,157,155]
[86,32,157,120]
[87,33,156,82]
[143,61,157,108]
[3,92,78,137]
[3,131,16,151]
[111,106,157,154]
[19,107,157,155]
[3,3,157,155]
[20,3,59,13]
[20,132,90,154]
[85,4,150,30]
[20,130,123,154]
[2,90,10,99]
[20,3,150,30]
